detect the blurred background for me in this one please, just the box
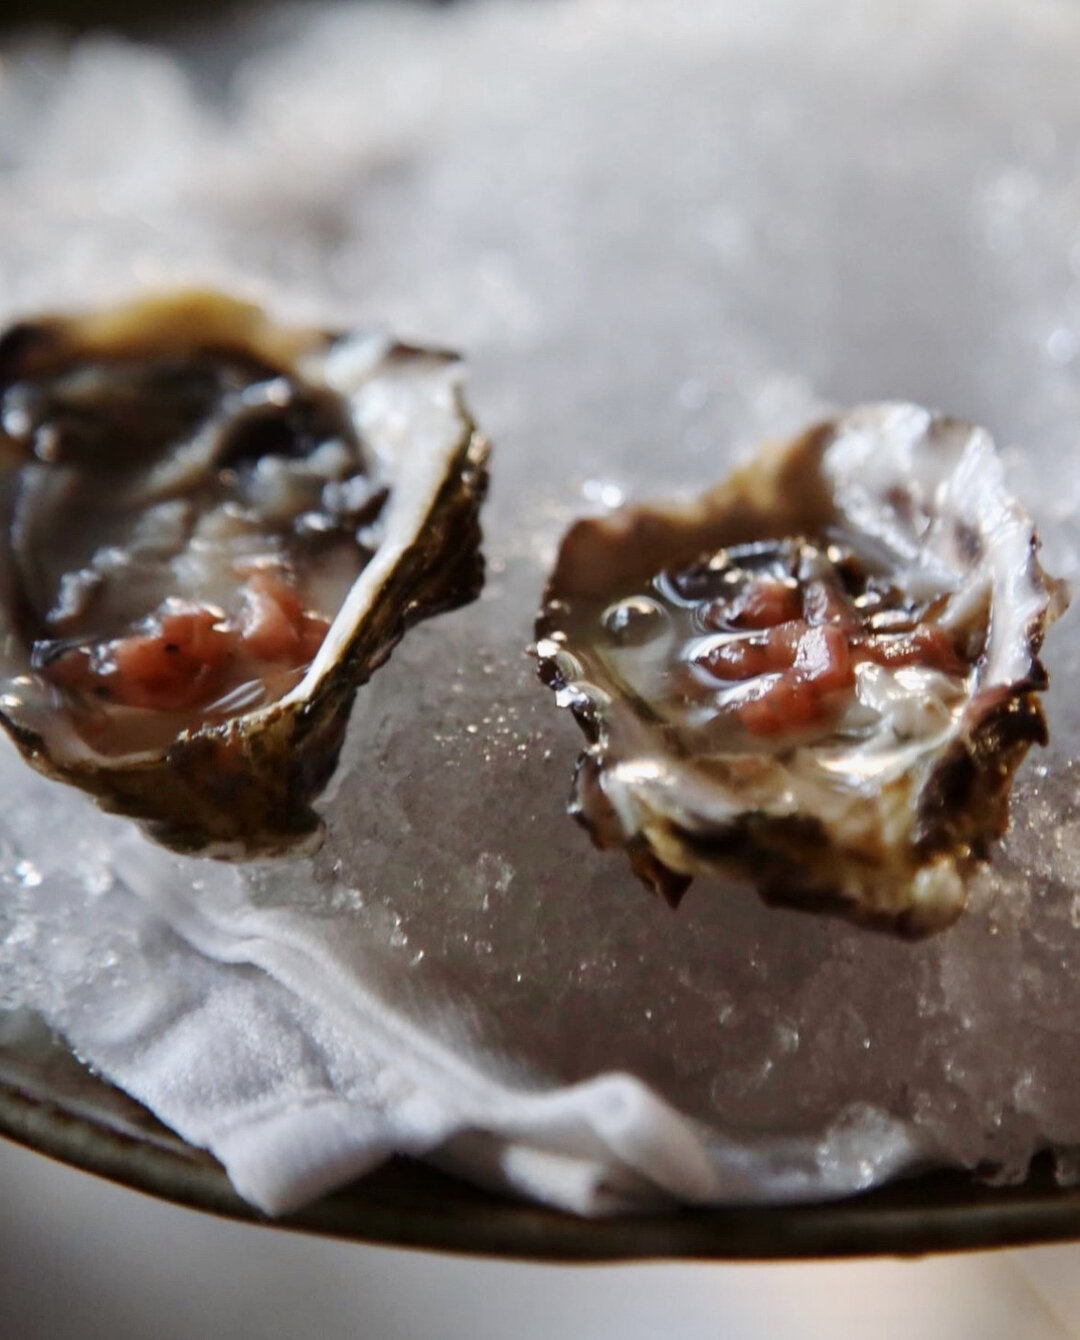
[3,0,1080,1334]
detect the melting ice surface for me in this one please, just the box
[4,0,1080,1191]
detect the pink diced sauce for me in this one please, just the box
[41,571,331,715]
[110,608,235,711]
[688,569,962,738]
[240,571,331,665]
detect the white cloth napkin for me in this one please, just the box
[0,741,931,1217]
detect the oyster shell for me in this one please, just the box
[0,291,488,855]
[536,404,1067,933]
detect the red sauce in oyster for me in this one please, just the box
[688,558,964,736]
[605,538,969,746]
[8,347,389,755]
[40,570,332,717]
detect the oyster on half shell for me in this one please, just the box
[0,291,488,855]
[536,404,1067,933]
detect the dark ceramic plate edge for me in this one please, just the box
[4,1073,1080,1262]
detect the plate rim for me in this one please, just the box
[4,1072,1080,1262]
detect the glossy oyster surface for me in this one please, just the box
[536,404,1067,933]
[0,291,488,855]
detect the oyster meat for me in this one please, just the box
[536,404,1067,933]
[0,291,488,855]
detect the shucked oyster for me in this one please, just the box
[0,291,488,855]
[536,404,1067,933]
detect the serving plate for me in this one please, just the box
[2,1020,1079,1262]
[5,0,1080,1263]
